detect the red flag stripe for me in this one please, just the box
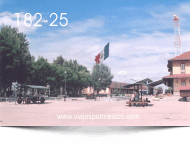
[95,53,100,64]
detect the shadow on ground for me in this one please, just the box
[178,98,190,102]
[125,104,154,107]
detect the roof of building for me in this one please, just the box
[109,82,131,89]
[179,85,190,91]
[22,85,49,89]
[169,51,190,61]
[123,83,147,89]
[135,78,153,84]
[163,74,190,79]
[109,81,148,90]
[149,79,164,87]
[122,78,154,90]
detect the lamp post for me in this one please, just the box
[65,71,67,96]
[99,78,101,99]
[64,71,67,101]
[47,84,50,95]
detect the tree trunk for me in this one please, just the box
[3,86,6,96]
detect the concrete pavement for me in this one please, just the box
[0,96,189,126]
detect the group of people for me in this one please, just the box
[131,92,139,101]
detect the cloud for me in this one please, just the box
[9,2,190,89]
[118,70,127,75]
[118,2,190,33]
[29,29,190,86]
[44,17,105,38]
[0,11,45,34]
[63,17,104,34]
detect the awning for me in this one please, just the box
[179,85,190,91]
[149,79,164,87]
[22,85,49,89]
[163,74,190,79]
[123,83,145,88]
[135,78,153,84]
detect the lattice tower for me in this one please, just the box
[173,14,182,56]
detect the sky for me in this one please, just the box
[1,0,190,89]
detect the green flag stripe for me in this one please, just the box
[104,43,109,60]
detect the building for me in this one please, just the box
[123,78,154,95]
[179,85,190,100]
[163,51,190,95]
[82,81,147,95]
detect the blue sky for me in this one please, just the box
[1,0,190,88]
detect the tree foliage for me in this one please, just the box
[0,25,33,92]
[0,25,114,96]
[30,56,51,86]
[53,55,65,66]
[91,63,114,94]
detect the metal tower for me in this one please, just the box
[173,14,182,56]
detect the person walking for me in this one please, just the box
[64,95,67,101]
[131,92,135,101]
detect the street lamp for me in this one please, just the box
[99,78,101,98]
[65,71,67,95]
[47,84,50,95]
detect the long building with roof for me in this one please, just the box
[82,81,148,95]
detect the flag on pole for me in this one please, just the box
[100,42,109,63]
[104,42,109,60]
[94,53,100,64]
[100,49,104,63]
[94,43,109,64]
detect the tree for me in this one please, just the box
[53,55,65,66]
[62,59,91,95]
[0,25,33,93]
[77,68,91,94]
[168,87,173,94]
[30,56,51,86]
[91,63,114,94]
[47,63,66,93]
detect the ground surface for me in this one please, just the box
[0,96,189,126]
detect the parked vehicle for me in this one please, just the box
[15,84,49,104]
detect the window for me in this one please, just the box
[181,64,185,73]
[181,64,185,70]
[181,81,186,86]
[176,79,178,83]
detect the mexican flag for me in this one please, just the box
[100,43,109,63]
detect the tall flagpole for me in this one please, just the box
[94,42,109,97]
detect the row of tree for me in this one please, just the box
[0,25,114,96]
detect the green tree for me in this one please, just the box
[0,25,33,93]
[47,63,66,93]
[53,55,65,66]
[168,87,173,93]
[91,63,114,94]
[62,59,91,95]
[30,56,51,86]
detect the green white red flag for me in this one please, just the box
[94,43,109,64]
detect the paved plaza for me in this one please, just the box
[0,96,189,126]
